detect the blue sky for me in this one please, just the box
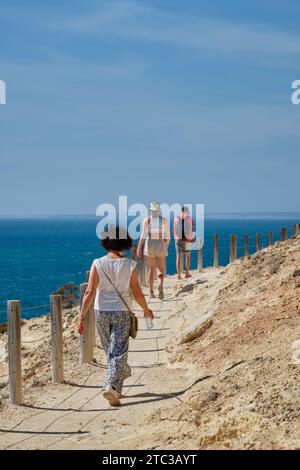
[0,0,300,215]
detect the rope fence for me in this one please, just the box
[0,223,299,405]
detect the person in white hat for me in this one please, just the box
[137,202,171,299]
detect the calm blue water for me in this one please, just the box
[0,217,298,323]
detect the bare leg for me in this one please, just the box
[185,252,192,278]
[176,253,183,279]
[148,256,155,296]
[156,256,165,299]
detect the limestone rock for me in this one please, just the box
[179,318,213,344]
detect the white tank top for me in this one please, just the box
[148,216,164,236]
[93,255,137,311]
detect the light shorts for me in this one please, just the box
[144,238,168,257]
[175,240,193,254]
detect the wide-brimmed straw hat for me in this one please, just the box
[149,202,160,212]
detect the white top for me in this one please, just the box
[149,216,161,233]
[148,216,165,237]
[93,255,137,311]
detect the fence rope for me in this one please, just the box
[0,231,293,316]
[21,335,51,344]
[0,225,298,448]
[41,296,169,448]
[1,368,97,449]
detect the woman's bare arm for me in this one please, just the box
[77,263,99,334]
[130,269,154,318]
[163,217,171,247]
[137,218,149,257]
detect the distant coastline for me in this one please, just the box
[0,212,300,220]
[1,216,299,323]
[205,212,300,220]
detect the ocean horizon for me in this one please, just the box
[1,211,300,220]
[0,215,299,323]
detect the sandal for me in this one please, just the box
[158,288,164,300]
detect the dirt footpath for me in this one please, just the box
[1,237,299,450]
[0,280,194,450]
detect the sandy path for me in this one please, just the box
[2,239,299,450]
[0,281,192,450]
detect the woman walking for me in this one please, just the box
[77,225,153,406]
[173,206,195,279]
[137,202,171,299]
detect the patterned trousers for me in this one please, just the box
[95,310,131,394]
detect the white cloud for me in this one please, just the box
[53,0,300,64]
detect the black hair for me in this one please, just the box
[101,225,133,252]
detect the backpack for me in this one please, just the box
[174,215,195,241]
[174,216,186,240]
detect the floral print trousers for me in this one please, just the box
[95,310,131,394]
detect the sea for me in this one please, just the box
[0,215,299,323]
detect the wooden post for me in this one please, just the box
[197,248,203,272]
[281,227,288,241]
[86,271,90,282]
[256,233,261,252]
[213,234,219,267]
[292,224,296,236]
[268,231,273,246]
[230,235,237,263]
[243,234,249,257]
[296,224,300,236]
[50,295,64,383]
[8,300,22,405]
[80,283,94,364]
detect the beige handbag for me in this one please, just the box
[99,260,138,339]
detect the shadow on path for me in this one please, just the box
[129,348,164,353]
[120,389,184,407]
[0,429,89,435]
[22,404,118,413]
[65,382,145,389]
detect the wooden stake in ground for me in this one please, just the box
[198,247,203,272]
[256,233,261,251]
[281,227,288,241]
[268,231,273,246]
[8,300,22,405]
[213,234,219,267]
[50,294,64,383]
[243,234,249,257]
[230,235,237,263]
